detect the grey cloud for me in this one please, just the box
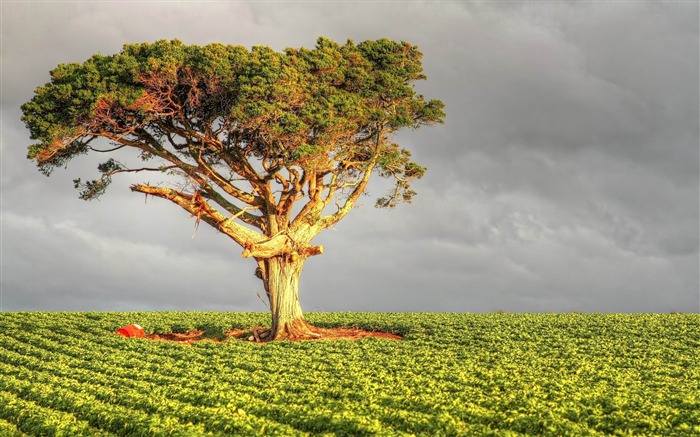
[1,1,697,313]
[3,211,260,311]
[2,1,258,108]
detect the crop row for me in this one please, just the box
[0,333,449,435]
[1,312,699,436]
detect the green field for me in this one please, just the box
[0,312,698,436]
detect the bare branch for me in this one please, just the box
[316,160,377,232]
[88,144,127,153]
[109,165,177,176]
[129,184,261,248]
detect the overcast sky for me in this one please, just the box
[1,1,698,314]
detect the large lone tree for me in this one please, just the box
[21,37,445,340]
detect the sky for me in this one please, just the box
[1,1,698,314]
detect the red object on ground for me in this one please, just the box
[115,324,145,338]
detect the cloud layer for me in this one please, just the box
[2,1,698,313]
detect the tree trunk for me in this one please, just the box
[255,256,320,341]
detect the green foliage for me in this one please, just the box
[72,177,111,201]
[1,312,698,436]
[375,146,426,208]
[291,142,324,162]
[21,37,445,207]
[192,322,227,341]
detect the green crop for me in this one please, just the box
[0,312,698,436]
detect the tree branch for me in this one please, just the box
[129,184,261,249]
[316,160,377,231]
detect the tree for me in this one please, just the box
[21,37,445,340]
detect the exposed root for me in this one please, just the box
[145,330,216,344]
[253,328,263,342]
[140,325,403,344]
[253,319,322,342]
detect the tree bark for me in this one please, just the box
[255,256,320,341]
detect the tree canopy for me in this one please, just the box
[22,37,445,339]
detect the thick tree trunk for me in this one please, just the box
[255,256,320,341]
